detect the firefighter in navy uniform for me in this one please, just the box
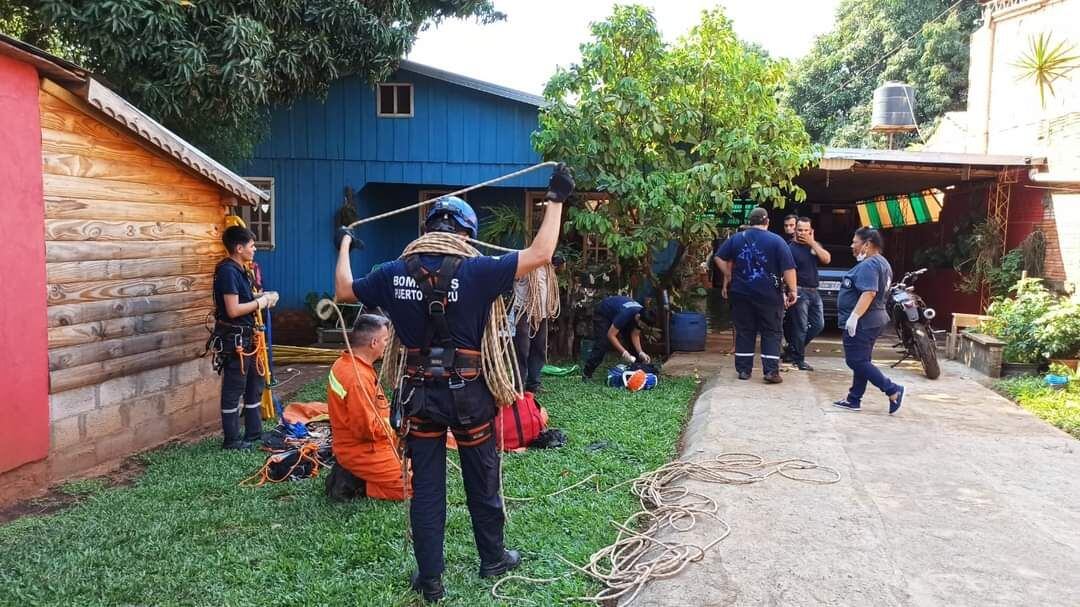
[715,207,797,383]
[211,226,278,449]
[333,166,574,602]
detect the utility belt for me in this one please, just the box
[404,347,482,381]
[206,319,258,374]
[391,347,487,435]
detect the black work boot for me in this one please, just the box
[479,549,522,578]
[410,572,445,603]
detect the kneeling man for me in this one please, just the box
[326,313,411,501]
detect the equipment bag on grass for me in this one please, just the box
[498,391,547,452]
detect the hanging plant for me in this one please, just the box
[1013,33,1080,108]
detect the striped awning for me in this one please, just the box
[856,188,944,228]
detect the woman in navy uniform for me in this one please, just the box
[333,166,573,602]
[833,226,905,414]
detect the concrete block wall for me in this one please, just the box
[0,357,220,504]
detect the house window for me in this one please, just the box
[579,194,613,266]
[417,190,467,236]
[239,177,275,250]
[378,83,414,117]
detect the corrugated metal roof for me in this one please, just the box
[824,147,1044,168]
[0,33,267,206]
[398,59,547,107]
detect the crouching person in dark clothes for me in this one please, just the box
[326,313,411,502]
[582,296,656,380]
[333,165,574,602]
[212,226,278,450]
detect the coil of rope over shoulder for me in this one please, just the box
[377,232,524,406]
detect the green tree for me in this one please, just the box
[533,5,816,286]
[0,0,502,163]
[786,0,980,148]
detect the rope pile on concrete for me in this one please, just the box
[492,452,841,605]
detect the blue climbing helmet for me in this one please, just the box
[424,196,478,239]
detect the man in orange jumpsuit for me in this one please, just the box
[325,313,411,501]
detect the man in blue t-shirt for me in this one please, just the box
[715,207,797,383]
[783,217,831,371]
[211,226,279,450]
[333,166,574,603]
[582,295,657,380]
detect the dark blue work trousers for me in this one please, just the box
[405,382,505,579]
[513,316,547,393]
[731,293,784,375]
[842,324,900,405]
[219,353,264,444]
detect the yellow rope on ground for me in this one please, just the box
[379,232,523,406]
[271,344,340,365]
[492,452,841,605]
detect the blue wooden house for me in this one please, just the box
[234,61,550,311]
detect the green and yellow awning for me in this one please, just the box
[856,189,944,228]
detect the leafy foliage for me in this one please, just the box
[982,278,1056,363]
[477,205,527,249]
[995,375,1080,440]
[1013,32,1080,108]
[0,0,503,163]
[533,5,817,288]
[786,0,980,147]
[1034,300,1080,359]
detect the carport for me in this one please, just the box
[787,147,1045,322]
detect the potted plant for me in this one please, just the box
[1035,299,1080,371]
[980,278,1055,376]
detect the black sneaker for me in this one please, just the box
[410,572,445,603]
[795,361,814,371]
[833,400,861,411]
[222,440,255,451]
[479,549,522,578]
[737,371,751,381]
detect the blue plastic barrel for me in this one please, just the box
[670,312,706,352]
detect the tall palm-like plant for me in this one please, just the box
[1013,33,1080,108]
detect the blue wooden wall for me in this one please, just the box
[236,68,548,309]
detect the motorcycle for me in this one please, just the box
[887,268,941,379]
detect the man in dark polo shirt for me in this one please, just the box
[785,216,831,370]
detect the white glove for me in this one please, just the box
[845,313,860,337]
[265,291,280,308]
[638,352,652,364]
[621,351,637,364]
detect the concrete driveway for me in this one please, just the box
[632,355,1080,606]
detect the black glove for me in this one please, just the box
[545,163,574,202]
[335,226,364,251]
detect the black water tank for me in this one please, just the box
[871,82,917,132]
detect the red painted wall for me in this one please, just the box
[0,54,49,473]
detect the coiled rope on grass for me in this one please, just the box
[492,452,841,605]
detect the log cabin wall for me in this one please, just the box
[35,79,227,483]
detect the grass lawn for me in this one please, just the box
[995,375,1080,440]
[0,373,699,606]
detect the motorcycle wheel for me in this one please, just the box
[912,327,941,380]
